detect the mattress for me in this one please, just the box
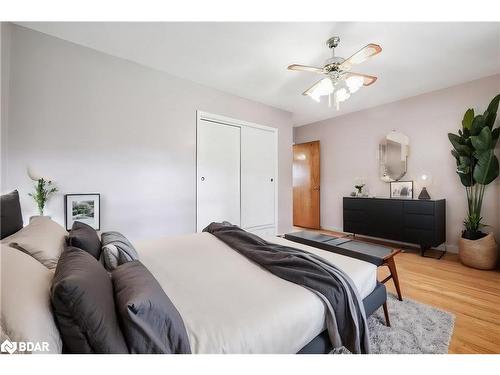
[265,236,377,299]
[137,232,377,354]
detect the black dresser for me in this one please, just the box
[343,197,446,257]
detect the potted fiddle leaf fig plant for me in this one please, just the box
[448,93,499,269]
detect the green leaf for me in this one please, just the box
[456,156,471,175]
[458,170,474,186]
[453,154,474,186]
[459,156,471,167]
[486,93,500,115]
[473,150,499,185]
[470,115,485,136]
[484,111,497,129]
[448,133,472,156]
[492,127,500,147]
[462,108,474,130]
[470,126,492,151]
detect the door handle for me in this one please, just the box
[201,176,205,181]
[313,186,320,191]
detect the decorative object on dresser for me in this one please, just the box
[417,173,432,200]
[448,93,499,270]
[390,180,413,199]
[343,197,446,258]
[64,193,100,230]
[353,177,367,197]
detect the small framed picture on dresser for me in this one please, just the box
[64,193,100,230]
[390,181,413,199]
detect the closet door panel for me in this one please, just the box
[241,126,275,229]
[196,120,241,232]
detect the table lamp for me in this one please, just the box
[418,173,432,200]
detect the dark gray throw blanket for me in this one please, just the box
[204,222,370,354]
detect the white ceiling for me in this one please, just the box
[16,22,500,126]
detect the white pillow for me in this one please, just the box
[0,245,62,353]
[1,217,67,269]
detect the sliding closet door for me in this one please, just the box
[241,126,276,231]
[196,120,241,232]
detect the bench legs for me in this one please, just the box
[382,302,391,327]
[385,257,403,301]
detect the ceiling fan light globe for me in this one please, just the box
[346,75,364,93]
[308,92,321,102]
[336,87,350,102]
[319,78,334,93]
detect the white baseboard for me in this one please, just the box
[320,225,458,254]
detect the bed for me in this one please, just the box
[1,190,386,354]
[137,232,383,354]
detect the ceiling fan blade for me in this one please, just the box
[346,72,378,86]
[339,43,382,71]
[288,64,325,74]
[302,78,326,96]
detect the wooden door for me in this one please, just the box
[293,141,320,229]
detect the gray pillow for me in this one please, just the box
[112,260,191,354]
[51,246,129,353]
[1,190,23,239]
[101,231,139,271]
[68,221,101,259]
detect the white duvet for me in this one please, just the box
[137,233,377,354]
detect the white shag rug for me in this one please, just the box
[367,293,455,354]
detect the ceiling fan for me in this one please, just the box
[287,36,382,110]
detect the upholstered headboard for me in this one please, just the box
[1,190,24,239]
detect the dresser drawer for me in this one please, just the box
[343,221,367,235]
[403,228,435,245]
[343,198,368,211]
[404,201,434,215]
[344,209,368,223]
[404,214,435,230]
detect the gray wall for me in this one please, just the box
[1,23,294,239]
[1,23,11,186]
[295,75,500,251]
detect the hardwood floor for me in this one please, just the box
[305,228,500,353]
[380,249,500,353]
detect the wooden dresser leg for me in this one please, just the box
[386,257,403,301]
[383,302,391,327]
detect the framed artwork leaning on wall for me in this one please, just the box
[65,193,100,230]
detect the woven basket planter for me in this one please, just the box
[459,233,498,270]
